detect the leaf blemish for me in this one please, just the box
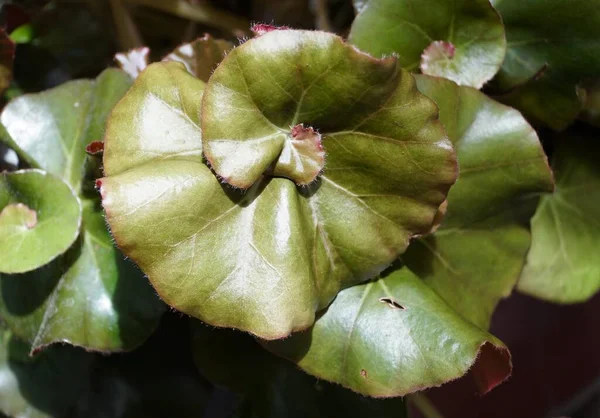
[361,369,368,378]
[378,297,405,310]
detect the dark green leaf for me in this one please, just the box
[191,321,407,418]
[518,133,600,303]
[100,31,457,339]
[0,170,81,274]
[491,0,600,130]
[349,0,505,88]
[0,69,165,353]
[405,75,554,329]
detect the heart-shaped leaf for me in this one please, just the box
[264,267,511,397]
[264,75,553,397]
[100,31,457,339]
[518,133,600,303]
[0,170,81,274]
[348,0,506,88]
[405,75,554,328]
[0,69,165,353]
[490,0,600,130]
[163,34,233,82]
[191,321,407,418]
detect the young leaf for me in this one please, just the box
[0,170,81,274]
[490,0,600,130]
[163,34,233,82]
[99,31,458,340]
[191,321,408,418]
[263,267,512,397]
[405,75,554,329]
[348,0,506,88]
[518,133,600,303]
[0,69,165,353]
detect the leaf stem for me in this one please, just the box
[124,0,250,37]
[108,0,144,50]
[409,392,444,418]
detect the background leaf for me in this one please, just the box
[0,69,165,353]
[518,131,600,303]
[490,0,600,130]
[404,75,554,329]
[163,34,232,82]
[348,0,505,88]
[0,169,81,274]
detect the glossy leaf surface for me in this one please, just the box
[349,0,505,88]
[265,76,553,397]
[491,0,600,130]
[100,31,457,339]
[0,69,164,353]
[0,170,81,274]
[191,321,407,418]
[518,134,600,303]
[406,75,554,328]
[163,34,233,82]
[264,267,511,397]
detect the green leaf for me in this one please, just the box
[191,321,407,418]
[518,133,600,303]
[580,79,600,128]
[100,32,457,339]
[0,170,81,274]
[405,75,554,329]
[490,0,600,130]
[0,68,132,190]
[348,0,505,88]
[0,69,165,353]
[0,325,94,418]
[163,34,233,82]
[264,267,511,397]
[264,76,553,397]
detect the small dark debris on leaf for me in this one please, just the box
[379,297,405,310]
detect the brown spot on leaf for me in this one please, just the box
[361,369,368,378]
[379,297,405,310]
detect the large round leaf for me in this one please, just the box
[490,0,600,130]
[264,76,553,397]
[406,75,554,329]
[348,0,506,88]
[0,69,165,353]
[518,133,600,303]
[0,169,81,274]
[264,267,511,397]
[191,321,407,418]
[100,31,457,339]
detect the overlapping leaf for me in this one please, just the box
[518,133,600,303]
[0,69,165,353]
[191,321,407,418]
[100,31,457,339]
[264,75,553,397]
[490,0,600,130]
[349,0,506,88]
[406,75,554,328]
[0,170,81,274]
[163,34,233,82]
